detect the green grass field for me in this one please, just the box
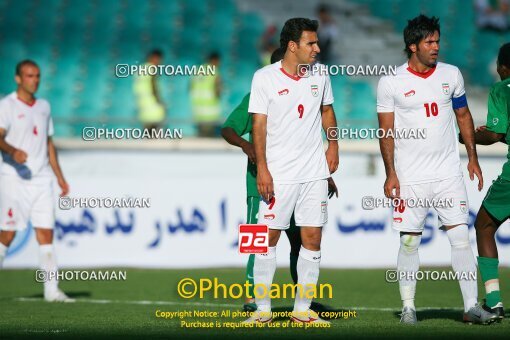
[0,268,509,339]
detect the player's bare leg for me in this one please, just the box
[35,228,53,245]
[35,228,74,303]
[475,207,500,258]
[243,229,281,323]
[291,227,328,324]
[285,226,301,285]
[475,206,505,321]
[0,230,16,268]
[398,231,421,324]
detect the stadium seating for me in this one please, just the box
[1,0,497,137]
[360,0,507,87]
[0,0,261,136]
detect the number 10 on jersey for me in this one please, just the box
[424,102,438,117]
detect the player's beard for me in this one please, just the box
[416,48,437,68]
[24,84,38,95]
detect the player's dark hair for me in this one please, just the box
[208,52,220,61]
[15,59,39,76]
[317,4,329,14]
[403,14,440,58]
[270,47,285,63]
[148,49,163,58]
[498,43,510,68]
[280,18,319,49]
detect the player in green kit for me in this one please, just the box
[461,42,510,321]
[221,47,338,312]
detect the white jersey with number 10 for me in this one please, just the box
[377,62,466,185]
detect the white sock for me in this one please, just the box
[0,243,7,268]
[446,224,478,312]
[39,244,59,294]
[253,246,276,313]
[398,234,421,310]
[293,246,321,313]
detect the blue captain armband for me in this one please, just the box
[452,94,467,109]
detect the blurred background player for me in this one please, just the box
[245,18,339,324]
[474,0,510,32]
[221,47,338,312]
[377,15,496,324]
[190,52,222,137]
[316,4,338,64]
[133,49,166,134]
[259,25,279,66]
[466,42,510,321]
[0,60,72,302]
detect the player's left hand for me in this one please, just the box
[241,142,257,164]
[325,145,339,174]
[327,177,338,199]
[461,125,487,144]
[58,177,70,196]
[467,160,483,191]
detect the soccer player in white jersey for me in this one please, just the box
[0,60,73,302]
[377,15,496,324]
[244,18,339,324]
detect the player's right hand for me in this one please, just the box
[241,143,257,164]
[257,167,274,202]
[327,177,339,198]
[468,159,484,191]
[384,173,400,198]
[12,149,28,164]
[58,177,70,196]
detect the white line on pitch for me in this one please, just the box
[15,297,238,308]
[14,298,463,311]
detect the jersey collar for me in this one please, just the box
[279,61,301,81]
[16,93,37,107]
[406,62,436,79]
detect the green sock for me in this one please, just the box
[246,254,255,300]
[290,254,299,284]
[477,256,502,307]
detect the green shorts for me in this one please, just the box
[247,196,298,231]
[482,176,510,222]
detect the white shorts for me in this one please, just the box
[393,176,469,233]
[257,179,328,230]
[0,175,55,231]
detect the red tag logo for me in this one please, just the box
[239,224,268,254]
[33,126,38,136]
[404,90,415,97]
[7,208,13,218]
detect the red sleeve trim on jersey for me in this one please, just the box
[16,96,37,107]
[280,67,301,81]
[406,64,436,79]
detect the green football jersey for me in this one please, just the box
[222,93,258,197]
[486,77,510,180]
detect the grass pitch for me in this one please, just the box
[0,268,509,338]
